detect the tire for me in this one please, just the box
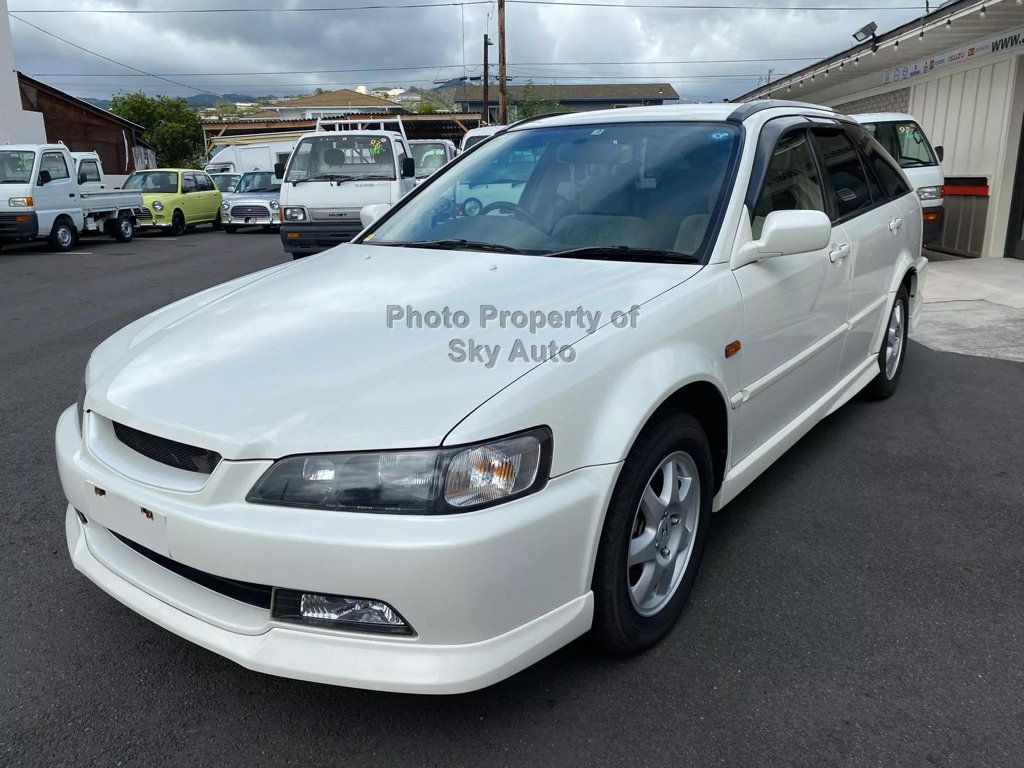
[866,284,910,400]
[166,210,186,237]
[462,197,482,216]
[112,213,134,243]
[48,217,77,252]
[291,253,307,260]
[212,211,223,230]
[592,412,713,654]
[223,225,238,234]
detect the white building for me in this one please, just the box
[739,0,1024,260]
[256,88,408,121]
[0,0,45,143]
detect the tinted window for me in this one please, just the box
[863,120,937,168]
[79,160,101,182]
[848,124,911,200]
[752,130,826,239]
[124,171,178,193]
[41,152,70,181]
[813,129,873,220]
[196,173,214,191]
[182,173,197,192]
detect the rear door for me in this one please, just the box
[731,127,852,463]
[196,172,219,219]
[180,172,199,221]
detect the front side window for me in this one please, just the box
[863,120,937,168]
[196,173,214,191]
[752,130,826,239]
[182,173,197,193]
[411,142,448,178]
[235,171,282,193]
[366,121,741,259]
[41,152,70,181]
[79,160,101,182]
[123,171,179,194]
[0,150,35,183]
[285,135,397,182]
[813,128,873,220]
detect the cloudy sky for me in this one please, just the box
[8,1,927,102]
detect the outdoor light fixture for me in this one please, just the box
[946,15,952,27]
[895,37,900,49]
[852,21,878,42]
[855,55,860,65]
[980,4,986,18]
[919,27,925,39]
[824,68,829,78]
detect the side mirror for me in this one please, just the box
[78,172,88,185]
[360,203,391,228]
[934,145,944,162]
[401,157,416,179]
[37,170,52,186]
[274,162,285,179]
[733,210,832,269]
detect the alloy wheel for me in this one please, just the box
[627,451,701,617]
[885,300,905,380]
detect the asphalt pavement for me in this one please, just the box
[2,230,1022,767]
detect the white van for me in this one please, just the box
[853,113,944,244]
[459,125,504,153]
[277,118,417,258]
[205,134,300,175]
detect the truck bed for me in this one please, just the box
[79,190,143,215]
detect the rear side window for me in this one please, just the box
[812,128,873,220]
[752,130,826,239]
[182,173,197,192]
[847,124,911,200]
[196,173,214,191]
[79,160,101,182]
[863,120,937,168]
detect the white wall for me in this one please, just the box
[0,0,45,143]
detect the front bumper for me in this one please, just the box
[922,205,944,245]
[280,222,363,255]
[56,406,613,693]
[0,211,39,241]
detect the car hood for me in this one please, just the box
[88,245,702,459]
[224,191,280,204]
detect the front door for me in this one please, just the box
[732,128,852,464]
[34,150,77,234]
[1008,117,1024,260]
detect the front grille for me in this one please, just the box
[137,207,153,221]
[111,531,273,609]
[309,207,360,222]
[112,422,221,474]
[231,205,270,218]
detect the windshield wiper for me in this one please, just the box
[543,245,699,263]
[377,239,525,254]
[290,174,355,187]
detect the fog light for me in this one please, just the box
[272,589,413,635]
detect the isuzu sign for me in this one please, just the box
[884,25,1024,84]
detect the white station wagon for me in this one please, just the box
[57,101,926,694]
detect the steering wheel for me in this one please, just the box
[477,201,545,231]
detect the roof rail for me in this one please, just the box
[726,100,836,124]
[505,112,568,130]
[314,115,408,141]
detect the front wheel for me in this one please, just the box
[48,217,77,252]
[866,284,909,399]
[212,210,223,230]
[223,225,238,234]
[592,412,712,654]
[167,210,186,237]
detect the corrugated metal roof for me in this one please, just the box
[453,83,678,102]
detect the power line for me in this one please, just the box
[509,1,921,8]
[9,14,223,96]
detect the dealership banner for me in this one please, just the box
[883,25,1024,83]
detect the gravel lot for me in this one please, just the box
[2,230,1022,767]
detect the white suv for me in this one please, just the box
[57,101,925,694]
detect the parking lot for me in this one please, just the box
[2,230,1022,767]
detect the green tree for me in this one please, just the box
[109,92,206,167]
[511,82,563,120]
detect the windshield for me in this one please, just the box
[123,171,179,194]
[863,121,937,168]
[0,150,35,184]
[212,174,240,192]
[462,134,491,151]
[411,142,448,178]
[285,134,396,182]
[235,171,281,193]
[366,121,741,260]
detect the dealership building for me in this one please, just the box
[739,0,1024,260]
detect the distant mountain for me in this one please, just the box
[80,93,277,111]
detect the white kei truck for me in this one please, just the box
[276,118,417,258]
[0,144,144,252]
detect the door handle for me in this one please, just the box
[889,217,903,232]
[829,243,850,263]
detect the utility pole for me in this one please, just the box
[482,34,491,125]
[497,0,507,124]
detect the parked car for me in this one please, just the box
[122,169,222,235]
[205,135,299,175]
[0,143,143,251]
[58,102,926,694]
[277,118,417,258]
[210,173,241,193]
[219,170,281,233]
[853,113,944,244]
[459,124,504,152]
[409,139,457,182]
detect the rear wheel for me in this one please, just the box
[866,284,910,400]
[592,412,712,654]
[112,213,134,243]
[48,217,77,252]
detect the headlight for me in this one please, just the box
[270,199,280,209]
[152,200,164,211]
[220,200,230,210]
[8,196,33,207]
[917,186,942,201]
[283,206,306,222]
[247,427,552,514]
